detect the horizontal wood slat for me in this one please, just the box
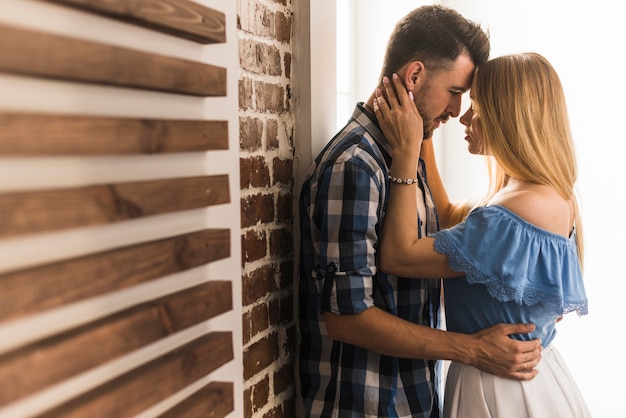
[157,381,234,418]
[0,24,226,96]
[0,112,228,155]
[0,229,230,321]
[0,281,232,405]
[0,175,230,237]
[39,332,233,418]
[43,0,226,44]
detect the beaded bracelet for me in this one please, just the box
[388,175,418,185]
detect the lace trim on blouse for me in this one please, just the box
[433,206,588,316]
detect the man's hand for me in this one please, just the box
[469,323,542,381]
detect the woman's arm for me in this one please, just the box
[373,75,462,278]
[376,74,471,228]
[379,150,462,278]
[420,140,467,229]
[420,140,458,229]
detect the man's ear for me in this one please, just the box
[404,61,425,91]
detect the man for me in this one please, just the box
[297,5,542,418]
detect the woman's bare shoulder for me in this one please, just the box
[490,184,573,237]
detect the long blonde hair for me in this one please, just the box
[474,52,585,266]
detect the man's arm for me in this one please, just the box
[324,307,541,381]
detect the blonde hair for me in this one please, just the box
[473,52,584,266]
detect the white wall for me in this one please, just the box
[310,0,338,157]
[443,2,624,416]
[338,0,625,415]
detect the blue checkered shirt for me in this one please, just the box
[298,104,442,417]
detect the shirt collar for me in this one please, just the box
[353,102,394,159]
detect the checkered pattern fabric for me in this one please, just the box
[298,104,441,418]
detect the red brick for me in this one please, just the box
[240,157,251,189]
[242,310,253,346]
[253,3,273,38]
[243,386,253,418]
[254,81,285,113]
[277,260,294,289]
[240,156,270,189]
[240,116,264,151]
[241,193,275,228]
[275,11,291,43]
[273,363,294,396]
[240,39,282,76]
[239,77,254,110]
[276,192,292,223]
[266,119,279,150]
[279,294,294,326]
[243,332,279,380]
[250,375,270,414]
[250,156,271,188]
[268,298,280,327]
[242,264,278,306]
[242,229,267,265]
[272,157,293,186]
[262,398,296,418]
[284,52,292,79]
[243,304,270,345]
[269,227,292,258]
[285,324,297,351]
[268,294,293,328]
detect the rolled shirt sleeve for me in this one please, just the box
[316,158,382,315]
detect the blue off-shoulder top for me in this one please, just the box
[433,205,588,347]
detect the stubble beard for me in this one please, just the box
[414,83,437,140]
[415,99,435,140]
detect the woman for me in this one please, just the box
[373,53,592,417]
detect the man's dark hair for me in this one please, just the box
[380,5,490,79]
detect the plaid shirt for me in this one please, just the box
[298,104,441,418]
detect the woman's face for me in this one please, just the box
[459,99,486,155]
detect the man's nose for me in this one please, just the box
[448,95,463,118]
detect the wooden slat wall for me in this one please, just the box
[43,0,227,44]
[0,24,226,96]
[40,333,234,418]
[0,229,230,322]
[0,281,233,404]
[0,1,240,417]
[0,113,228,155]
[0,175,230,237]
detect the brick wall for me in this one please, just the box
[237,0,296,417]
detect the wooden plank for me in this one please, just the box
[38,332,233,418]
[0,24,226,96]
[0,282,233,405]
[157,382,234,418]
[0,229,230,322]
[0,175,230,237]
[0,112,228,155]
[43,0,226,44]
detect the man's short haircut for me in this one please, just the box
[380,5,490,79]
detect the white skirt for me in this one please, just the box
[443,345,592,418]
